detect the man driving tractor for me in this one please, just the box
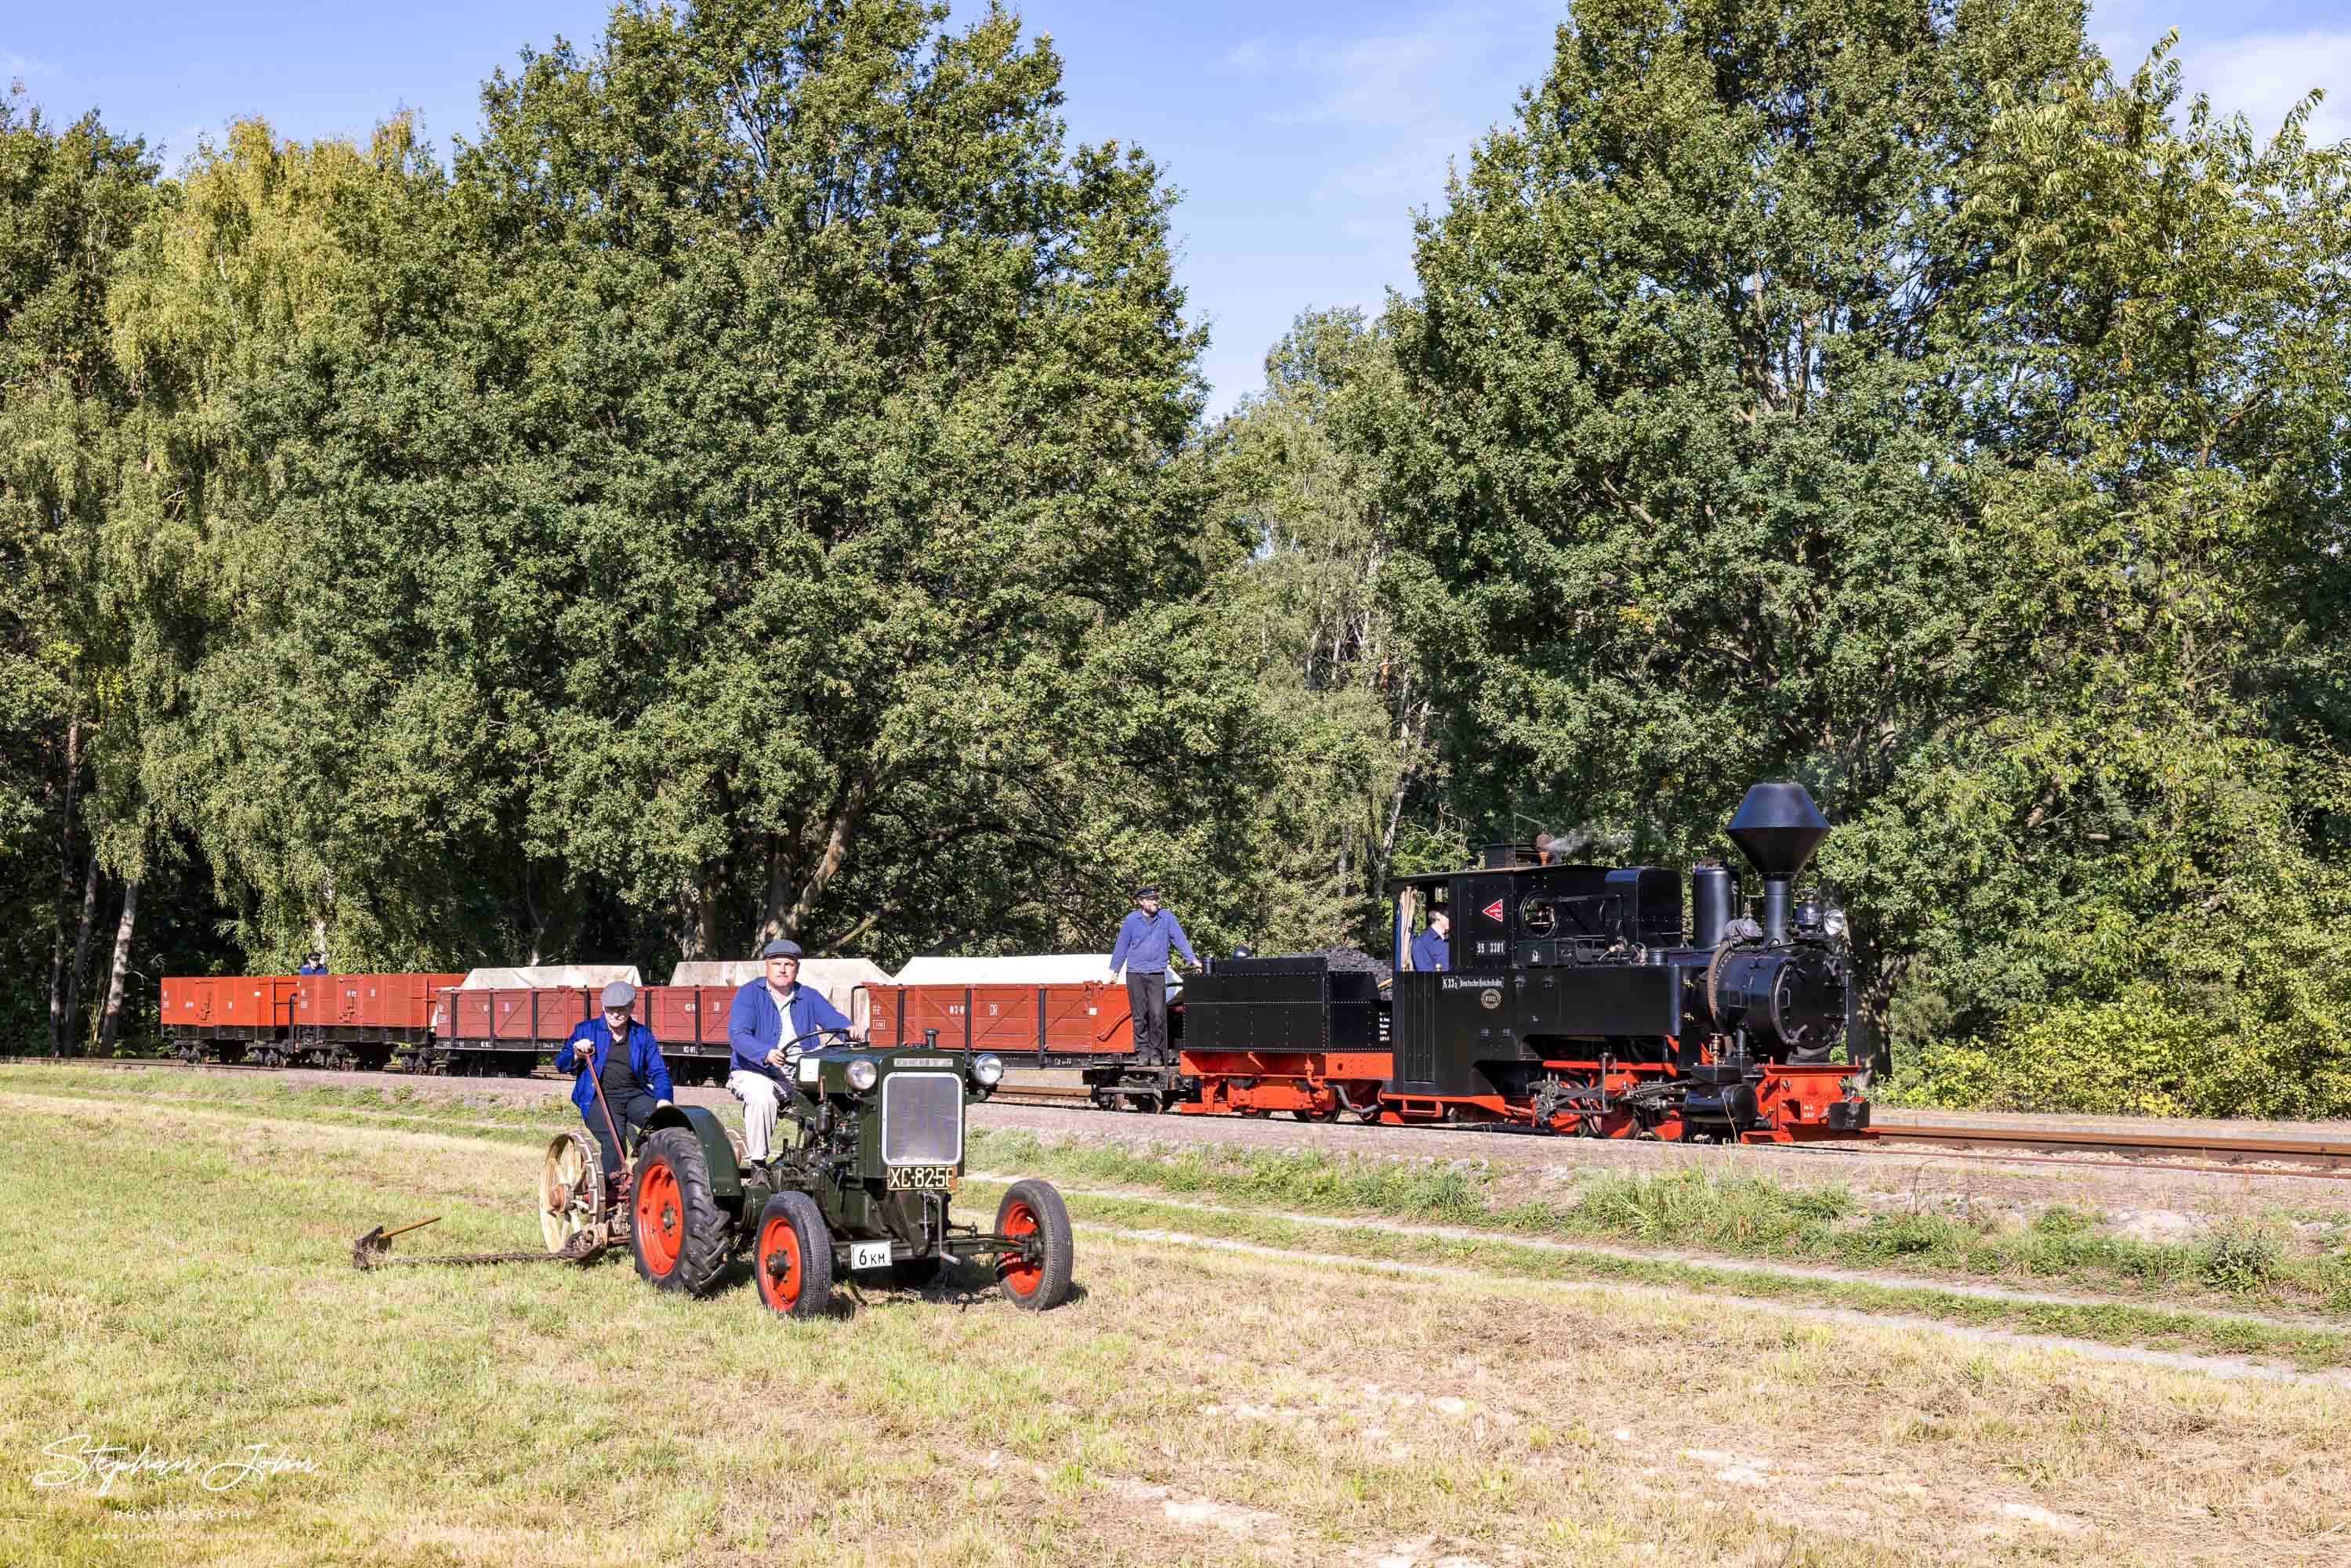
[726,939,868,1171]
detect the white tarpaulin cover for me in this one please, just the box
[458,965,642,990]
[891,954,1118,986]
[665,958,891,1025]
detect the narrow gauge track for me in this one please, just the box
[992,1081,2351,1179]
[13,1058,2349,1179]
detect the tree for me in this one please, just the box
[197,0,1208,969]
[1201,308,1458,949]
[0,90,158,1051]
[1386,0,2351,1102]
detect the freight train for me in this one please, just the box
[159,782,1873,1144]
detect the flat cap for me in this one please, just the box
[600,981,636,1009]
[760,938,804,959]
[1133,884,1160,900]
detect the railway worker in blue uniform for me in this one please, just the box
[727,939,866,1168]
[556,981,674,1194]
[296,951,326,976]
[1411,907,1451,972]
[1108,885,1195,1066]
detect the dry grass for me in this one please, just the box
[0,1079,2346,1566]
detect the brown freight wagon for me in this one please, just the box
[861,976,1178,1109]
[426,979,741,1085]
[291,972,465,1070]
[163,974,299,1065]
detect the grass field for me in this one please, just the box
[2,1069,2347,1566]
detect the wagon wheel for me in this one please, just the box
[541,1132,606,1255]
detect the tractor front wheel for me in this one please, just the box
[994,1179,1074,1312]
[631,1129,730,1296]
[753,1191,834,1318]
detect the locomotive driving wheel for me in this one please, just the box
[541,1131,608,1255]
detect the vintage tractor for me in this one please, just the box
[538,1031,1074,1315]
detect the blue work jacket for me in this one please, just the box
[727,979,853,1083]
[1410,927,1450,972]
[1110,908,1197,974]
[555,1017,673,1112]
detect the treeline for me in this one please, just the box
[4,0,2347,1116]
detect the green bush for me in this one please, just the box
[1884,987,2351,1121]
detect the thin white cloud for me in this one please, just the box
[1219,36,1273,75]
[2180,28,2351,147]
[1295,26,1481,130]
[0,48,61,80]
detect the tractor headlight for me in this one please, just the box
[846,1057,878,1092]
[973,1053,1005,1086]
[1822,907,1849,940]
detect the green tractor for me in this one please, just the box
[539,1032,1074,1314]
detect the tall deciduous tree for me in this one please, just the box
[1386,0,2351,1101]
[0,91,158,1050]
[207,0,1207,965]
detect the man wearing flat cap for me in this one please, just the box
[1108,885,1195,1067]
[726,939,866,1168]
[555,981,673,1195]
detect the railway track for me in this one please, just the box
[991,1080,2351,1178]
[13,1057,2349,1178]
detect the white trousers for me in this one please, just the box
[728,1070,783,1162]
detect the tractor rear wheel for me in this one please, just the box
[753,1191,834,1318]
[994,1179,1074,1312]
[631,1129,730,1296]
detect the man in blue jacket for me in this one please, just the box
[726,939,866,1168]
[1108,885,1195,1066]
[555,981,673,1195]
[1410,907,1451,972]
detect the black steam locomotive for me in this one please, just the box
[1176,783,1871,1142]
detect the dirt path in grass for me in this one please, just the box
[25,1062,2341,1222]
[968,1170,2347,1342]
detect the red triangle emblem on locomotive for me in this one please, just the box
[1481,899,1505,922]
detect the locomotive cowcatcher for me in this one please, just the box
[1180,782,1872,1142]
[539,1030,1075,1313]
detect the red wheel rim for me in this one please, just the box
[998,1200,1042,1297]
[636,1160,682,1275]
[757,1215,801,1312]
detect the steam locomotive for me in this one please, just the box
[1175,782,1870,1141]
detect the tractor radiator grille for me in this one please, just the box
[881,1071,962,1166]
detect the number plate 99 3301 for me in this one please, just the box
[887,1164,958,1191]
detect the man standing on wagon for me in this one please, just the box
[556,981,674,1195]
[727,939,867,1170]
[1108,884,1196,1067]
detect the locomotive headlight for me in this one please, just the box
[846,1057,878,1092]
[1822,907,1849,940]
[972,1053,1005,1086]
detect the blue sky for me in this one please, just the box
[6,2,2346,416]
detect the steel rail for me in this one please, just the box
[14,1057,2347,1177]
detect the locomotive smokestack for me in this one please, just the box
[1725,784,1829,943]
